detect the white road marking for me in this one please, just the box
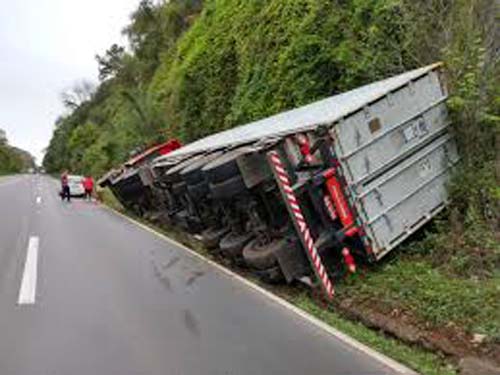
[103,205,417,375]
[18,236,39,305]
[36,196,42,204]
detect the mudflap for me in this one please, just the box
[274,236,310,283]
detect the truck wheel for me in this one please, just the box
[202,149,244,184]
[209,175,247,200]
[219,231,253,259]
[255,266,285,284]
[201,227,229,249]
[242,238,283,270]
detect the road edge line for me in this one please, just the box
[102,204,418,375]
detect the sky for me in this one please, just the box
[0,0,141,164]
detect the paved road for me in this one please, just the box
[0,175,412,375]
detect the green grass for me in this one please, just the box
[338,258,500,341]
[97,187,125,213]
[291,293,457,375]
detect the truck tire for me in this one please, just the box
[209,175,247,200]
[202,149,244,184]
[242,238,283,270]
[201,227,229,249]
[219,231,253,259]
[255,266,285,284]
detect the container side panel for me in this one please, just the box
[334,71,446,186]
[357,135,459,258]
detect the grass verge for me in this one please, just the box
[338,257,500,341]
[96,187,125,212]
[291,293,456,375]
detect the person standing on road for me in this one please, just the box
[61,170,70,202]
[83,175,94,201]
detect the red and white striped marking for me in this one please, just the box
[268,151,334,299]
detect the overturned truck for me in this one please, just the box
[101,63,459,299]
[99,140,182,216]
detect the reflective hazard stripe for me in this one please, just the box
[268,150,334,299]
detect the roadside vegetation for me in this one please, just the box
[0,129,35,174]
[47,0,498,372]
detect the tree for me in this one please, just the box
[67,122,100,172]
[121,88,167,144]
[0,130,34,174]
[95,44,126,81]
[61,80,96,109]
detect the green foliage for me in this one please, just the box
[0,132,34,174]
[81,139,110,178]
[95,44,126,81]
[413,211,500,280]
[407,0,499,277]
[97,187,125,212]
[340,258,500,341]
[0,145,24,174]
[152,0,415,142]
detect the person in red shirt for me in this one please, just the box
[83,175,94,201]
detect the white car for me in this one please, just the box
[67,175,85,196]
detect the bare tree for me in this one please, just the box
[60,80,96,109]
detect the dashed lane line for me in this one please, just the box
[18,236,39,305]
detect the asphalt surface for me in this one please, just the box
[0,174,410,375]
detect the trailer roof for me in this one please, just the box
[164,63,441,159]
